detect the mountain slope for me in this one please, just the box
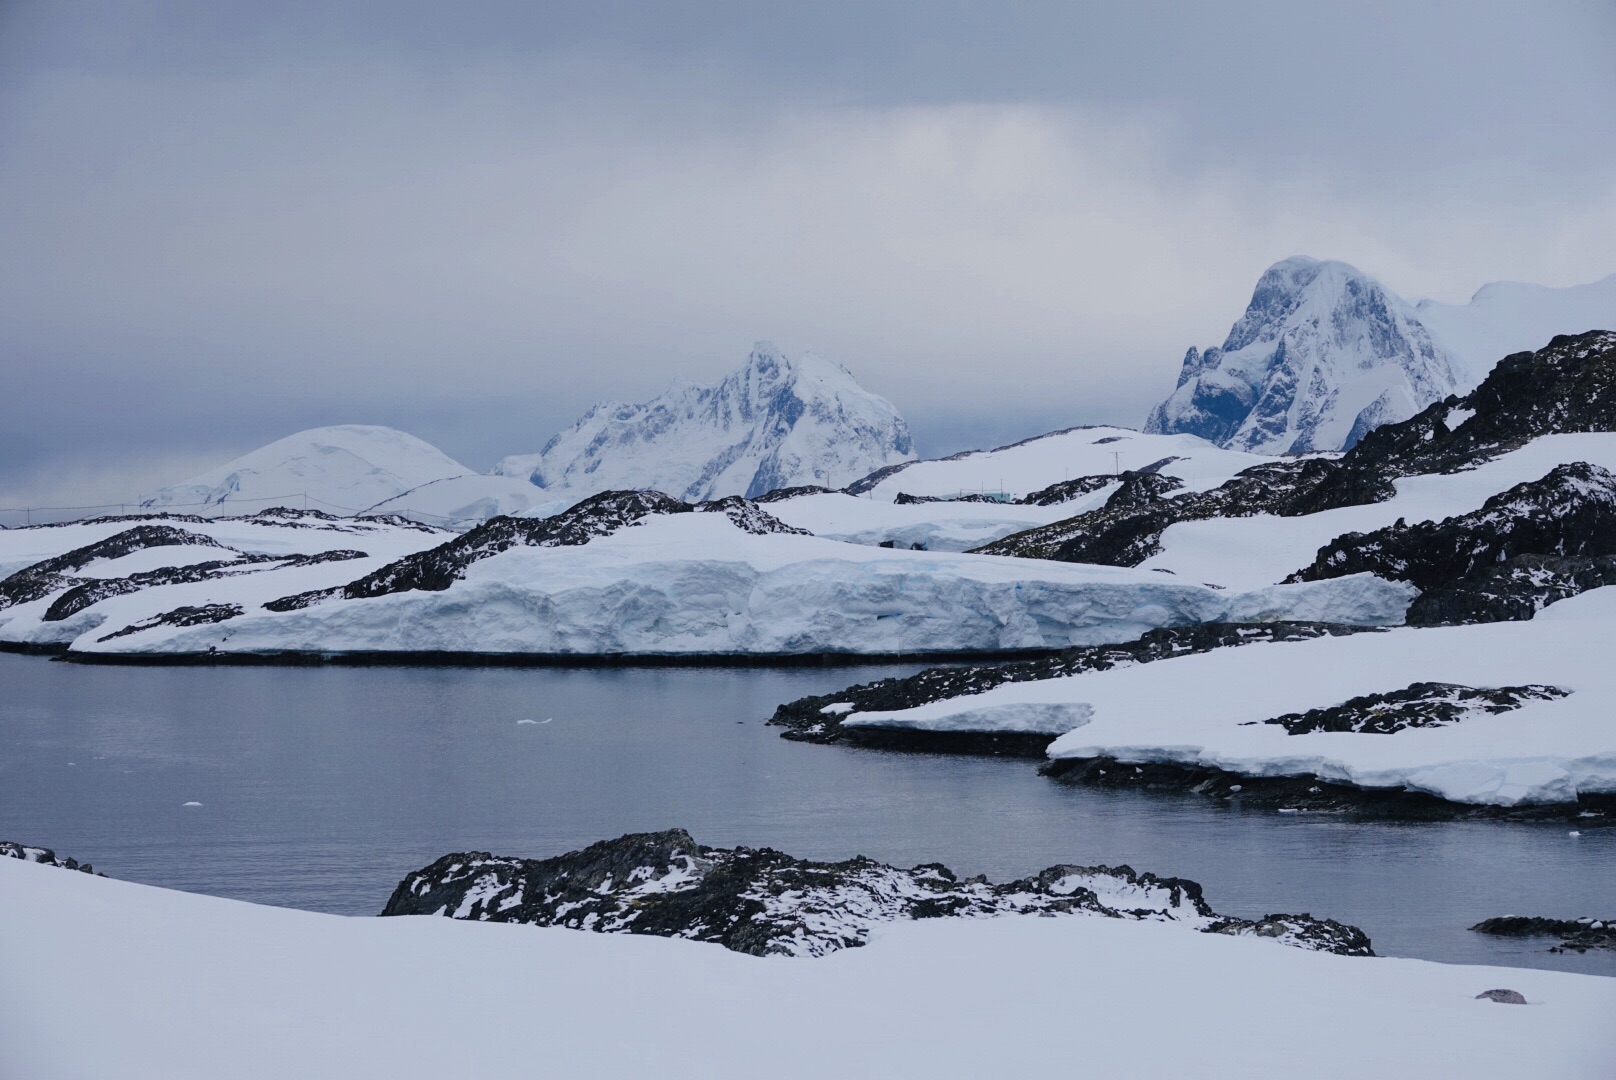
[493,342,915,501]
[1145,257,1460,454]
[142,426,476,516]
[1417,274,1616,385]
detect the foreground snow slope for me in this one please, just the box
[3,859,1612,1080]
[141,426,477,516]
[76,512,1412,657]
[852,425,1272,502]
[847,587,1616,806]
[495,342,915,501]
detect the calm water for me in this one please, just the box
[2,652,1612,975]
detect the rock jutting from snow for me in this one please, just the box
[381,829,1373,958]
[1470,916,1616,954]
[1255,682,1569,735]
[1,841,101,876]
[982,331,1616,575]
[769,621,1380,754]
[1405,553,1616,626]
[493,342,915,502]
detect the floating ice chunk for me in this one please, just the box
[182,801,202,807]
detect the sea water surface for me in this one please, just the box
[2,652,1612,975]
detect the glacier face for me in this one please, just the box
[494,342,915,501]
[1145,258,1462,454]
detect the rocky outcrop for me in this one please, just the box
[1040,757,1615,821]
[0,526,231,610]
[769,622,1380,754]
[980,332,1616,575]
[270,490,805,610]
[1471,916,1616,954]
[98,603,246,641]
[1017,475,1118,507]
[1405,554,1616,626]
[1286,462,1616,592]
[1,841,101,875]
[382,829,1372,958]
[1255,682,1568,735]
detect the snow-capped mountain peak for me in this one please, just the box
[141,425,475,515]
[493,343,915,501]
[1145,257,1461,454]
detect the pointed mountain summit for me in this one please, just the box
[494,343,915,501]
[1145,257,1461,454]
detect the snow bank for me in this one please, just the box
[3,857,1612,1080]
[77,513,1414,657]
[850,588,1616,806]
[854,426,1271,502]
[764,490,1094,551]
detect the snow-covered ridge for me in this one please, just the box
[494,342,915,502]
[142,425,479,517]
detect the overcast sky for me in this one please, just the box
[3,1,1614,508]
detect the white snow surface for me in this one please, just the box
[1146,257,1459,453]
[855,426,1272,502]
[68,511,1413,657]
[852,587,1616,807]
[3,858,1613,1080]
[765,490,1102,551]
[1417,273,1616,386]
[142,425,479,517]
[494,342,915,501]
[1138,432,1616,590]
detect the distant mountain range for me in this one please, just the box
[141,344,915,521]
[1145,257,1616,453]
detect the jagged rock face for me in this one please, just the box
[1406,554,1616,626]
[1018,475,1117,507]
[493,343,915,502]
[1,841,100,876]
[1146,257,1460,453]
[1471,916,1616,954]
[382,829,1373,958]
[770,622,1379,754]
[1288,462,1616,591]
[1257,682,1568,735]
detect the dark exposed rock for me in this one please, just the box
[978,332,1616,570]
[770,622,1379,753]
[97,603,245,641]
[1406,554,1616,626]
[1,840,102,876]
[1471,916,1616,954]
[1287,462,1616,591]
[267,490,803,609]
[0,526,231,611]
[1040,756,1616,821]
[894,491,1012,505]
[381,829,1374,958]
[1018,475,1118,507]
[752,484,832,503]
[1255,682,1568,736]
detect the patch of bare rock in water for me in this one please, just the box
[381,828,1373,958]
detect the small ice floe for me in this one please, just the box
[1569,830,1582,837]
[1228,784,1243,793]
[182,801,203,807]
[516,718,553,725]
[1278,808,1300,814]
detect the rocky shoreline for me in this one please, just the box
[382,829,1374,957]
